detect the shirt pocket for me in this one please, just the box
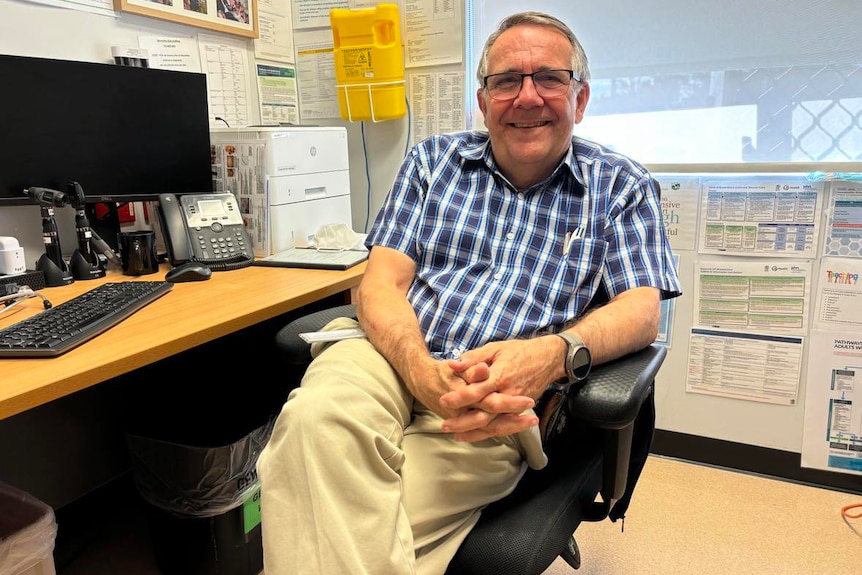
[537,237,608,312]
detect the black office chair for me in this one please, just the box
[271,304,666,574]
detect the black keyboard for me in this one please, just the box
[0,281,173,358]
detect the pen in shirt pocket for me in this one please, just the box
[562,226,585,255]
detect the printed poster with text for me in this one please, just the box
[822,181,862,258]
[813,257,862,331]
[802,330,862,476]
[698,177,824,258]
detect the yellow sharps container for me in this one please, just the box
[330,3,407,122]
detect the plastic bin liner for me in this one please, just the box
[0,482,57,575]
[126,418,273,519]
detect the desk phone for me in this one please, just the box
[158,192,254,271]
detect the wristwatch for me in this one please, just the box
[555,333,592,386]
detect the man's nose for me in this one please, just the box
[516,76,543,103]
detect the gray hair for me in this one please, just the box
[476,12,591,87]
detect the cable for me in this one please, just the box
[1,296,35,316]
[89,228,122,267]
[0,285,53,317]
[841,502,862,519]
[404,94,412,157]
[361,120,372,232]
[360,95,412,233]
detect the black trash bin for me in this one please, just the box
[126,419,273,575]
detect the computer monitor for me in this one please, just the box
[0,54,213,206]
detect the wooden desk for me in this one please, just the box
[0,262,365,421]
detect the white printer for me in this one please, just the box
[210,126,353,256]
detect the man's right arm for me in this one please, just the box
[358,246,537,432]
[356,246,476,417]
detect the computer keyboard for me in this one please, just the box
[0,281,173,358]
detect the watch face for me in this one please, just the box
[571,347,591,380]
[557,333,591,383]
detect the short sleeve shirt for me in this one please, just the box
[366,131,681,359]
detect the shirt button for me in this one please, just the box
[494,272,502,280]
[476,306,484,313]
[517,193,525,200]
[506,232,515,240]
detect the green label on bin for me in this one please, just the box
[243,483,262,534]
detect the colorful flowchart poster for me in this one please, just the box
[698,177,824,258]
[802,330,862,476]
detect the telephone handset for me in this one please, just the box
[157,192,255,271]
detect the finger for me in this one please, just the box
[447,359,491,382]
[441,408,497,433]
[474,392,535,415]
[439,380,497,409]
[455,362,491,384]
[440,393,536,432]
[453,413,539,443]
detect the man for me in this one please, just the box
[258,11,681,575]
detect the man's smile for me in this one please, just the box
[510,121,552,128]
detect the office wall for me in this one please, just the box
[653,191,810,453]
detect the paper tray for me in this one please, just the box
[252,247,368,270]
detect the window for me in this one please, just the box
[466,0,862,170]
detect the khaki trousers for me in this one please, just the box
[257,318,547,575]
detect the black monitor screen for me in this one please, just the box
[0,54,213,205]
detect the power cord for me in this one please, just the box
[0,283,53,317]
[841,502,862,520]
[359,95,413,233]
[360,120,371,232]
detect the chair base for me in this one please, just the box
[562,536,581,570]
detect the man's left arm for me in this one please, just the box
[441,286,659,441]
[582,174,680,364]
[563,285,661,366]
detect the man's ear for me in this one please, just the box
[574,83,590,124]
[477,88,488,117]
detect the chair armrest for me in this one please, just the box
[274,304,358,365]
[567,344,666,516]
[568,344,666,428]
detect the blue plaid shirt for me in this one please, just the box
[366,131,681,359]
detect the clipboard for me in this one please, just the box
[252,247,368,270]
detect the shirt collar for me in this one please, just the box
[457,132,586,192]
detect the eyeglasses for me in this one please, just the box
[483,69,578,101]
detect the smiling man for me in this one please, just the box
[257,11,681,575]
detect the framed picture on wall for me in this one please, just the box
[115,0,259,39]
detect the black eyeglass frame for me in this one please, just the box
[482,69,580,101]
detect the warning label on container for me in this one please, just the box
[340,47,374,78]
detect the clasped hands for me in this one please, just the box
[414,335,562,442]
